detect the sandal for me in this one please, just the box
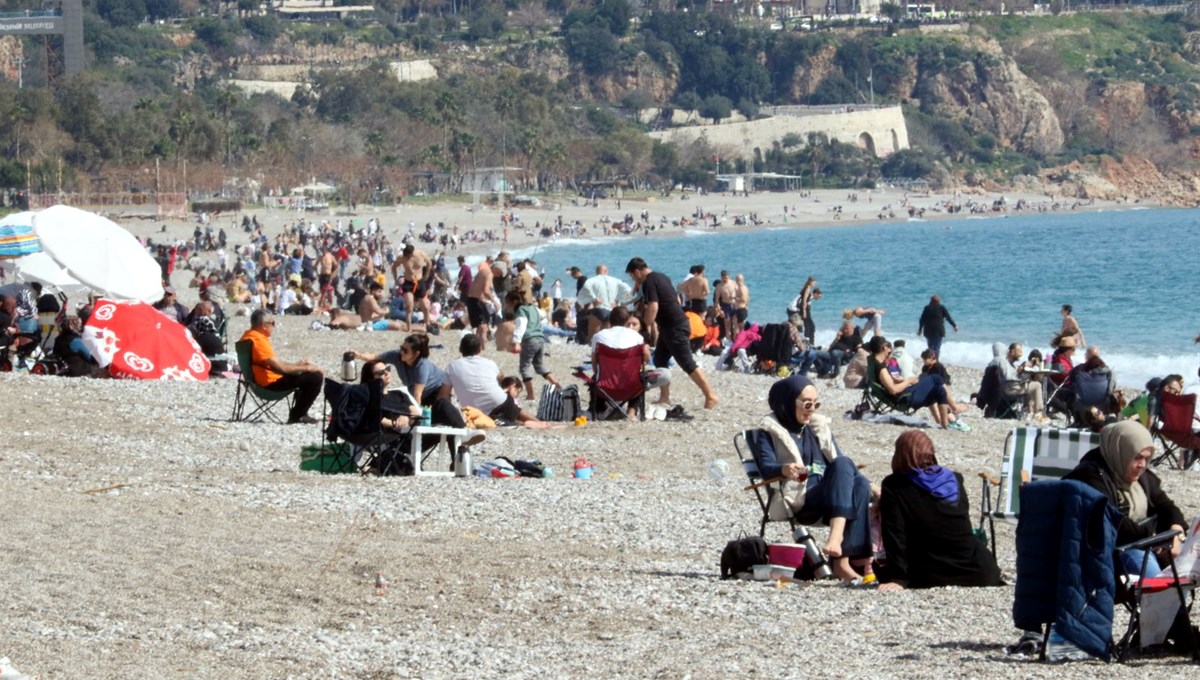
[664,405,694,422]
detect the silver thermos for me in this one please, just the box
[341,352,356,382]
[455,447,472,477]
[793,527,835,580]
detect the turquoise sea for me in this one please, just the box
[510,207,1200,390]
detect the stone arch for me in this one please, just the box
[858,132,876,157]
[890,129,900,153]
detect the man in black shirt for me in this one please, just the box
[626,257,719,409]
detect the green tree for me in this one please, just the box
[699,94,732,123]
[564,23,620,76]
[466,6,506,42]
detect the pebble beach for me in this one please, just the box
[3,189,1197,678]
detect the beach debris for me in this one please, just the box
[0,657,31,680]
[375,572,389,595]
[80,483,130,495]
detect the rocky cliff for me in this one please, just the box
[914,37,1065,156]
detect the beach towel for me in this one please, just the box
[850,412,934,428]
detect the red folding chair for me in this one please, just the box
[1153,392,1200,470]
[573,344,647,421]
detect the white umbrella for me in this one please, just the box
[32,205,163,304]
[13,251,89,293]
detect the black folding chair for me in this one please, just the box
[323,378,410,475]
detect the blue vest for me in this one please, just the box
[1013,480,1121,661]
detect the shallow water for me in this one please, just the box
[514,207,1200,390]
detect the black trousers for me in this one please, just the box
[264,371,323,422]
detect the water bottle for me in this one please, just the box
[793,527,834,580]
[341,351,356,381]
[708,459,730,480]
[420,406,432,426]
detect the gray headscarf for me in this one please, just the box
[1099,421,1153,521]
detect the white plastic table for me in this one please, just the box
[402,424,475,477]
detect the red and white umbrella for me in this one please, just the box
[82,299,210,381]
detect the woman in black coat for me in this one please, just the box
[1063,420,1185,577]
[877,430,1002,591]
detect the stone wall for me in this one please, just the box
[647,105,909,159]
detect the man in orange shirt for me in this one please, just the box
[240,308,324,424]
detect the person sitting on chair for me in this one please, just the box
[1064,422,1186,586]
[239,308,324,424]
[868,336,968,431]
[52,309,96,377]
[440,334,544,427]
[876,430,1003,591]
[362,360,422,431]
[754,375,874,582]
[996,342,1048,424]
[590,305,671,412]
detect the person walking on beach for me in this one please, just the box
[391,244,433,332]
[788,277,818,345]
[917,295,957,358]
[626,257,719,409]
[1059,304,1086,349]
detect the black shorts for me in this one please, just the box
[735,307,748,324]
[653,324,697,374]
[466,297,489,328]
[688,299,706,314]
[488,394,522,423]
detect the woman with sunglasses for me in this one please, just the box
[757,375,874,582]
[351,334,443,407]
[361,360,422,431]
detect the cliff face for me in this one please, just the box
[914,38,1065,156]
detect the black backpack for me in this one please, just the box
[720,536,769,579]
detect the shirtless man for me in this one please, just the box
[466,260,494,343]
[357,282,412,331]
[390,244,433,331]
[677,264,709,315]
[733,274,750,326]
[317,248,338,309]
[714,270,738,338]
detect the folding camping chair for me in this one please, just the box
[1152,392,1200,470]
[734,429,797,539]
[572,344,647,421]
[231,339,295,423]
[1070,368,1114,427]
[858,357,918,416]
[322,378,409,475]
[977,426,1101,555]
[733,428,832,577]
[1014,479,1197,662]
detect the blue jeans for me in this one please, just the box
[1121,548,1163,578]
[907,373,948,407]
[794,456,872,559]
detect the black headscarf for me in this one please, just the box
[768,375,822,465]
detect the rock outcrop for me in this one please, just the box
[915,37,1065,156]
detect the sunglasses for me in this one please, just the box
[797,400,821,410]
[374,366,392,377]
[264,320,277,326]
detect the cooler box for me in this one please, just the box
[767,543,806,568]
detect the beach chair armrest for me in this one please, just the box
[978,472,1000,486]
[744,475,785,492]
[1116,528,1182,554]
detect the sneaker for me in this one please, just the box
[947,420,971,432]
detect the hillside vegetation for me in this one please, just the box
[1,1,1198,202]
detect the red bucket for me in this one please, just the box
[767,543,806,568]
